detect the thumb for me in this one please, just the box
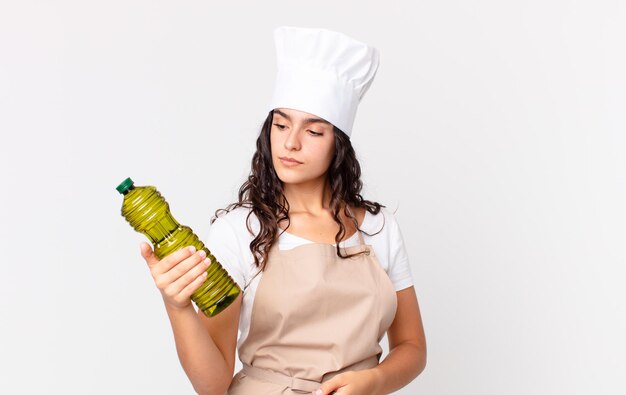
[140,242,158,266]
[316,375,343,395]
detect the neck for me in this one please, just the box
[282,176,333,215]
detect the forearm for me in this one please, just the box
[164,302,231,395]
[370,342,427,394]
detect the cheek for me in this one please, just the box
[323,139,335,159]
[314,141,335,167]
[269,131,280,151]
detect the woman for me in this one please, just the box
[140,26,427,394]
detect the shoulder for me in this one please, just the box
[361,205,402,238]
[363,205,414,291]
[360,205,407,260]
[205,206,259,289]
[211,205,260,241]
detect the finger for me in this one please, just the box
[317,375,344,395]
[164,256,210,297]
[163,249,207,280]
[153,245,197,275]
[177,264,210,300]
[140,242,159,267]
[153,249,206,292]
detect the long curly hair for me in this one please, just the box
[211,109,386,272]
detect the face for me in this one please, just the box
[270,107,335,185]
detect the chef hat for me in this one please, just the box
[268,26,380,138]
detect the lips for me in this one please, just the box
[279,156,303,164]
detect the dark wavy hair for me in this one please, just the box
[211,109,385,273]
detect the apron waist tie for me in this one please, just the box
[241,356,379,393]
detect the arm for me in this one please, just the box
[369,286,427,393]
[164,294,241,395]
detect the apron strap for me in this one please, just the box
[241,355,379,393]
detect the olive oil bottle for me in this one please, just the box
[116,177,240,317]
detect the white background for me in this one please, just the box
[1,1,625,394]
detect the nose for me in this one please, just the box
[284,128,302,151]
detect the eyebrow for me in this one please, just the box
[273,109,331,125]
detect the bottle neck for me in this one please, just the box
[123,185,135,195]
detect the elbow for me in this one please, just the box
[415,343,427,376]
[193,385,212,395]
[402,341,427,378]
[193,380,229,395]
[194,387,224,395]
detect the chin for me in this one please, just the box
[276,173,306,184]
[277,172,326,186]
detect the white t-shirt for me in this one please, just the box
[203,205,413,349]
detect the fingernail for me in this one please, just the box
[198,249,206,258]
[188,246,196,253]
[316,390,322,395]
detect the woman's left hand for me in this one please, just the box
[313,368,383,395]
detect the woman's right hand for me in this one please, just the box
[139,242,210,310]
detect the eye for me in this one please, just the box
[308,130,322,136]
[273,123,286,130]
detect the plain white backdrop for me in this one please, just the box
[1,1,624,394]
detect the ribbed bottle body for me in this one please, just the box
[119,181,240,317]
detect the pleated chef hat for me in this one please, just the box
[268,26,380,138]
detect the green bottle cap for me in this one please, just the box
[116,177,134,194]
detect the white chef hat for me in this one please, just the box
[268,26,380,138]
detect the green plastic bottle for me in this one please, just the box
[116,177,240,317]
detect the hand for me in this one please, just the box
[314,369,383,395]
[139,242,210,310]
